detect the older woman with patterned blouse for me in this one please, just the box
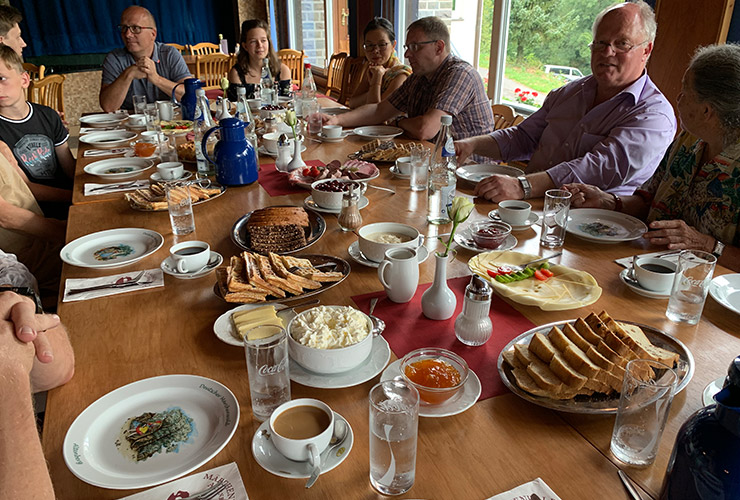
[564,44,740,271]
[348,17,411,108]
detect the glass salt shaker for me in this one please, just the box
[337,183,362,232]
[275,134,292,172]
[454,275,493,346]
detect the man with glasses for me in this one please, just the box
[100,6,191,112]
[324,17,494,143]
[456,0,676,202]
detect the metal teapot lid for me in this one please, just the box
[465,275,491,301]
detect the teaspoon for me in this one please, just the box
[305,418,348,488]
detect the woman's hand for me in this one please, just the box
[562,183,611,209]
[367,64,386,87]
[643,219,715,251]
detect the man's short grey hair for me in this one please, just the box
[592,1,657,44]
[689,43,740,145]
[407,16,450,53]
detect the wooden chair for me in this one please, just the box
[492,103,516,130]
[324,52,347,99]
[188,42,220,56]
[23,62,45,80]
[165,43,186,54]
[338,56,367,106]
[194,53,231,90]
[28,74,65,116]
[512,114,525,126]
[278,48,305,87]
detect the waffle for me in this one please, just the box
[124,182,222,211]
[353,139,422,162]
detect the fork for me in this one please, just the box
[67,271,147,295]
[366,184,396,194]
[89,180,144,192]
[188,481,227,500]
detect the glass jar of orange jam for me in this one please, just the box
[403,359,462,406]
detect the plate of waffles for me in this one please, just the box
[124,180,225,211]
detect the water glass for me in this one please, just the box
[666,250,717,325]
[244,325,291,421]
[369,379,419,496]
[540,189,572,248]
[610,359,677,466]
[304,99,322,135]
[133,94,147,115]
[166,182,195,235]
[144,103,160,131]
[409,145,430,192]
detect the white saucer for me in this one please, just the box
[160,251,223,279]
[702,376,725,406]
[380,359,482,417]
[303,195,369,214]
[290,336,391,388]
[150,171,194,183]
[318,132,350,143]
[454,227,517,253]
[389,165,410,179]
[619,269,670,299]
[488,209,540,231]
[259,144,307,157]
[252,412,353,479]
[347,241,430,268]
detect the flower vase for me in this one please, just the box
[286,135,306,171]
[421,252,457,320]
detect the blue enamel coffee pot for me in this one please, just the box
[202,118,258,186]
[172,78,202,120]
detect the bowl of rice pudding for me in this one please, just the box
[287,305,383,373]
[357,222,423,263]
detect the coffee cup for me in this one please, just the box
[395,156,412,175]
[378,247,419,303]
[169,241,210,274]
[269,398,334,463]
[498,200,532,226]
[322,125,342,138]
[634,257,677,292]
[128,114,146,127]
[157,100,174,121]
[157,161,184,180]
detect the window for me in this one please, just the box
[287,0,349,71]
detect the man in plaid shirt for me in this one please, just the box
[323,17,494,142]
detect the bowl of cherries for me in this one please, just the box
[311,179,363,210]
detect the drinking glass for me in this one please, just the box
[666,250,717,325]
[610,359,677,466]
[409,145,430,192]
[540,189,572,248]
[304,98,322,135]
[369,379,419,496]
[166,182,195,235]
[133,95,147,115]
[244,325,291,421]
[145,103,160,131]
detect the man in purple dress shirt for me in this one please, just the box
[455,0,676,202]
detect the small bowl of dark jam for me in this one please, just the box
[470,221,512,249]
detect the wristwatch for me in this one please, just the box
[0,286,43,313]
[712,239,725,259]
[517,175,532,199]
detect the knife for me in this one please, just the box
[618,470,644,500]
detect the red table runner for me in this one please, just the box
[257,160,324,197]
[352,276,537,401]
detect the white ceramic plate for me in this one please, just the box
[381,359,482,417]
[60,228,164,269]
[84,158,154,180]
[353,126,403,140]
[161,252,223,280]
[63,375,239,489]
[389,165,410,179]
[454,227,517,253]
[318,131,351,143]
[709,274,740,315]
[258,144,307,157]
[79,130,138,148]
[619,269,670,299]
[290,336,391,388]
[252,411,353,478]
[702,376,725,406]
[348,241,429,268]
[303,195,369,214]
[150,171,193,183]
[79,112,128,127]
[566,209,647,243]
[488,209,540,231]
[455,163,524,183]
[213,303,294,347]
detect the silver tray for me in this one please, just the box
[213,254,350,303]
[231,205,326,255]
[497,319,694,414]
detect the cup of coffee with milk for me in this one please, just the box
[268,398,334,464]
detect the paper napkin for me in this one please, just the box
[84,147,130,157]
[80,126,125,134]
[84,180,149,196]
[614,250,682,269]
[63,269,164,302]
[117,462,248,500]
[486,478,561,500]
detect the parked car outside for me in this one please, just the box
[544,64,584,82]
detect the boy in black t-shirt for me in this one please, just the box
[0,45,74,219]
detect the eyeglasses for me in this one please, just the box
[588,39,647,54]
[403,40,438,52]
[363,42,389,52]
[118,25,154,34]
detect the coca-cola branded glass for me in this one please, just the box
[244,325,291,421]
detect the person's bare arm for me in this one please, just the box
[0,194,66,241]
[455,135,502,165]
[348,71,371,108]
[323,99,400,128]
[136,57,187,101]
[397,107,447,141]
[100,64,146,112]
[279,63,292,82]
[228,67,241,86]
[55,143,76,179]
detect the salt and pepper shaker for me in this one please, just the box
[275,133,292,172]
[337,183,362,232]
[454,275,493,346]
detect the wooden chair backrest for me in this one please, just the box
[492,103,516,130]
[28,74,65,116]
[189,42,220,56]
[512,114,525,126]
[338,57,367,106]
[278,48,305,86]
[23,62,45,80]
[194,53,231,90]
[325,52,348,99]
[165,43,186,54]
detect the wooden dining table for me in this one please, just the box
[42,112,740,499]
